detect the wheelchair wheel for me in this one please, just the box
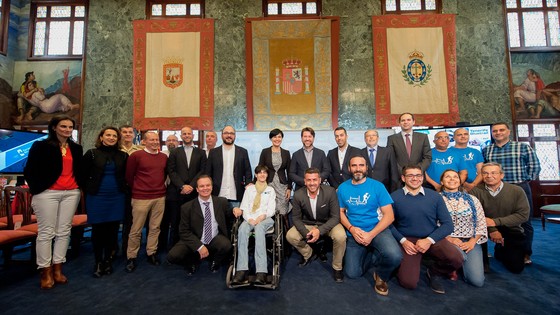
[226,264,234,288]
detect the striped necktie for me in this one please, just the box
[202,202,212,244]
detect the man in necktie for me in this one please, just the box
[386,113,432,173]
[166,175,233,275]
[361,130,400,193]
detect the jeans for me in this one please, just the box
[236,218,274,273]
[453,243,485,287]
[344,229,402,281]
[32,189,81,268]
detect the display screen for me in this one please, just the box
[0,129,48,174]
[414,124,493,152]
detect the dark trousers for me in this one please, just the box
[92,221,120,264]
[397,237,464,289]
[514,181,533,256]
[166,234,232,267]
[121,194,133,256]
[159,195,196,253]
[482,227,526,274]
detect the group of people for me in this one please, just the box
[22,112,540,296]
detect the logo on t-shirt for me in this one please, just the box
[434,156,454,165]
[347,192,370,206]
[463,152,474,161]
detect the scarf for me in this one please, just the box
[440,190,477,237]
[251,181,268,213]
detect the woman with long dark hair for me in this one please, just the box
[24,114,83,289]
[82,126,128,278]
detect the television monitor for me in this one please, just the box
[0,129,48,174]
[414,124,493,152]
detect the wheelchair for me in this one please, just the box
[225,212,284,289]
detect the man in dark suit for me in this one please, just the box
[327,127,362,189]
[206,125,252,204]
[361,129,400,193]
[163,126,208,250]
[166,175,233,275]
[289,127,330,191]
[386,113,432,172]
[286,168,346,282]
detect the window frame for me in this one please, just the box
[28,0,89,60]
[381,0,442,15]
[504,0,560,52]
[0,0,10,55]
[262,0,322,17]
[146,0,205,19]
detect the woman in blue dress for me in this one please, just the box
[82,126,128,277]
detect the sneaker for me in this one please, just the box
[232,270,248,284]
[125,259,137,273]
[427,269,445,294]
[333,269,344,283]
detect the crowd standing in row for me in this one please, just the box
[23,113,540,295]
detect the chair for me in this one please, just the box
[0,186,38,266]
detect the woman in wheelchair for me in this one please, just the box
[232,165,277,285]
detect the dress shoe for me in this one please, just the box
[524,255,533,265]
[232,270,248,284]
[427,269,445,294]
[373,272,389,296]
[40,266,55,289]
[298,253,317,267]
[333,269,344,283]
[93,262,104,278]
[255,272,267,285]
[209,261,220,273]
[449,270,458,281]
[52,263,68,284]
[125,259,137,273]
[103,260,113,275]
[147,254,161,266]
[185,264,197,276]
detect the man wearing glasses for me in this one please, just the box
[425,131,467,191]
[390,165,463,294]
[470,162,529,274]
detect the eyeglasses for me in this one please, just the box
[222,132,235,135]
[404,174,423,179]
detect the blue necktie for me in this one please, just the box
[203,202,212,244]
[369,148,375,167]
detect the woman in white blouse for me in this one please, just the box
[232,165,276,285]
[440,169,487,287]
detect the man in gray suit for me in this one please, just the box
[386,113,432,172]
[286,168,346,282]
[327,127,362,189]
[164,126,208,249]
[289,127,331,191]
[361,129,400,193]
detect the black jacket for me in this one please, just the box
[81,146,128,195]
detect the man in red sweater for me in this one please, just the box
[125,131,168,272]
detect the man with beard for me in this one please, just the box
[289,127,330,191]
[206,125,252,207]
[337,156,402,296]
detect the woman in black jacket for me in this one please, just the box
[24,114,83,289]
[81,126,128,277]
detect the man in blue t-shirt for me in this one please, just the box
[453,128,484,191]
[337,155,402,296]
[425,131,467,191]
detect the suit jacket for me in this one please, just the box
[178,196,231,252]
[292,185,340,238]
[259,147,292,187]
[361,146,400,193]
[289,147,330,191]
[206,145,252,201]
[387,132,432,172]
[327,145,362,188]
[167,146,207,201]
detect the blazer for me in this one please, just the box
[178,196,231,252]
[24,140,83,195]
[206,145,252,201]
[258,147,292,187]
[386,132,432,172]
[289,147,330,191]
[327,145,362,188]
[81,146,128,195]
[361,146,400,193]
[167,145,208,201]
[292,185,340,238]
